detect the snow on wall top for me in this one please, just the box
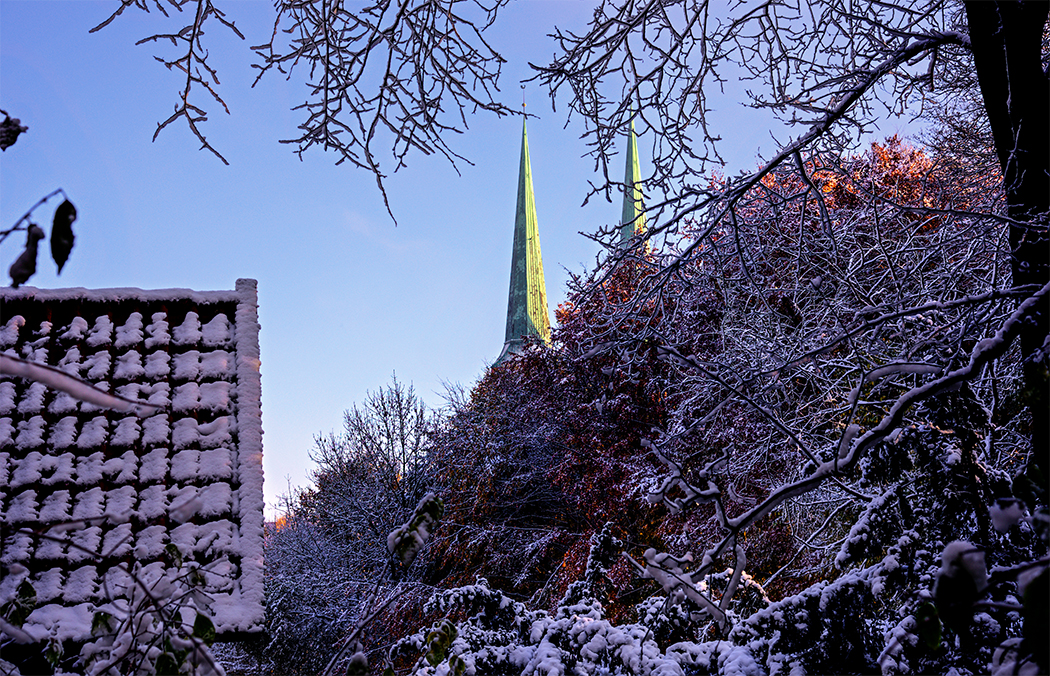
[0,279,264,639]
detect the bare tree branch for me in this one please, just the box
[251,0,518,220]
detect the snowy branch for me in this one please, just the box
[0,353,163,417]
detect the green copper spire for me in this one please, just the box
[619,118,647,246]
[499,119,551,363]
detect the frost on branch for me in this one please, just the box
[0,354,162,417]
[933,541,988,619]
[990,499,1027,533]
[79,553,224,676]
[835,485,904,569]
[560,522,623,607]
[388,492,444,573]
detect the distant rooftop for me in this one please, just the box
[0,280,264,642]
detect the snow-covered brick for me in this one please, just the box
[115,381,140,402]
[115,312,144,348]
[20,341,47,362]
[22,603,94,643]
[41,453,76,485]
[170,450,201,481]
[76,416,109,448]
[0,565,29,605]
[78,380,111,413]
[173,383,200,411]
[62,565,98,602]
[199,448,233,480]
[16,382,47,415]
[82,350,111,380]
[136,485,168,521]
[102,565,133,597]
[200,350,232,378]
[60,317,89,341]
[138,449,169,483]
[114,350,145,380]
[134,525,168,559]
[112,450,139,483]
[34,569,65,602]
[168,485,200,523]
[173,350,201,381]
[15,415,46,449]
[197,483,233,517]
[144,350,171,378]
[172,417,231,450]
[203,558,237,594]
[145,312,170,347]
[202,314,232,346]
[110,416,141,447]
[68,526,102,563]
[49,416,79,449]
[20,343,47,362]
[0,417,13,447]
[48,391,79,415]
[173,312,202,345]
[0,381,16,414]
[172,418,200,449]
[38,490,72,522]
[32,323,51,342]
[5,489,40,522]
[141,414,170,446]
[104,486,138,523]
[1,531,33,563]
[200,381,231,411]
[86,316,113,347]
[200,417,232,449]
[72,487,105,520]
[57,346,82,375]
[135,561,167,590]
[10,451,44,487]
[0,315,25,347]
[196,520,234,555]
[75,452,105,485]
[34,528,67,560]
[143,382,170,407]
[170,522,198,557]
[101,522,134,558]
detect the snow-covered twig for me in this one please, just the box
[0,353,164,417]
[723,280,1049,537]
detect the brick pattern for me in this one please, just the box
[0,284,263,639]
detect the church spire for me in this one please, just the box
[619,117,646,247]
[498,118,551,363]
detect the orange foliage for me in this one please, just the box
[421,137,981,618]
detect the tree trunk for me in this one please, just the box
[965,0,1049,494]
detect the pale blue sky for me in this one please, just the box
[1,1,916,517]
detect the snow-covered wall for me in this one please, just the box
[0,280,264,639]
